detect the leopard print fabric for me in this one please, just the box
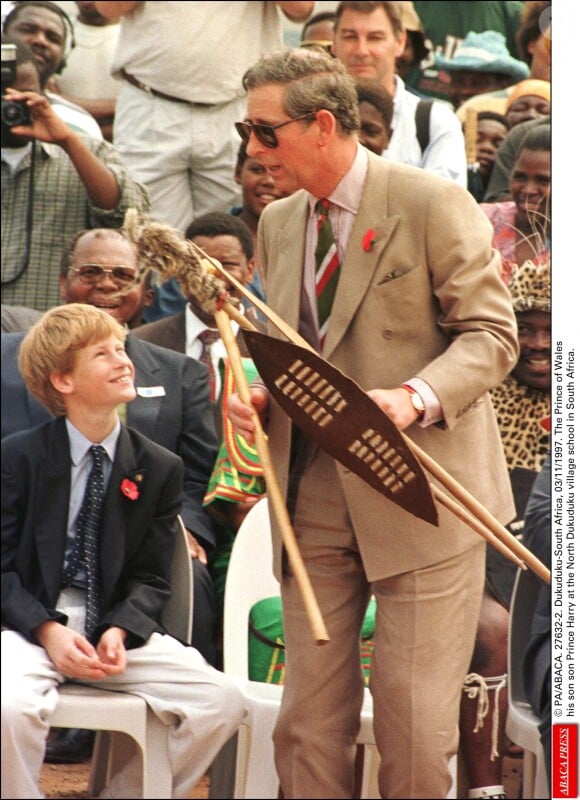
[490,375,550,471]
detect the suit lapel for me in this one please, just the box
[125,336,162,438]
[267,194,309,335]
[99,427,137,601]
[36,420,71,600]
[324,157,400,358]
[173,311,187,352]
[159,310,186,352]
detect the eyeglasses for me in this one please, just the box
[235,113,316,148]
[69,265,140,287]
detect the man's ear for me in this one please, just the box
[142,288,155,309]
[315,108,337,143]
[59,275,68,301]
[245,257,257,284]
[395,29,407,60]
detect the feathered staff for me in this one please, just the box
[123,210,330,643]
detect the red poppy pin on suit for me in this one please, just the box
[120,477,140,500]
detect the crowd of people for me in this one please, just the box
[1,2,553,799]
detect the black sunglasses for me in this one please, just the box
[235,113,316,148]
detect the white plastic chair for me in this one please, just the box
[210,497,456,799]
[49,515,193,799]
[506,568,549,799]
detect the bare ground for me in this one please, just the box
[39,755,523,799]
[40,762,210,799]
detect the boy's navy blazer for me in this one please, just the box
[1,331,219,548]
[2,418,183,647]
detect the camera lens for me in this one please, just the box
[1,99,31,128]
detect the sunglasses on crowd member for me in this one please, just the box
[68,265,140,288]
[235,113,316,149]
[300,40,334,55]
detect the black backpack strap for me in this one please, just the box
[415,99,433,155]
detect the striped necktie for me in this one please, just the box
[315,199,341,347]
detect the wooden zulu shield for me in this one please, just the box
[243,330,439,526]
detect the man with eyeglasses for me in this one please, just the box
[1,36,149,313]
[227,49,519,798]
[2,226,222,762]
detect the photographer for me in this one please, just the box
[2,0,103,139]
[1,36,149,312]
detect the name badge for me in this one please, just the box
[137,386,166,398]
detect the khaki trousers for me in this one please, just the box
[274,450,485,799]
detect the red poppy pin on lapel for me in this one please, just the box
[121,478,140,501]
[362,228,376,252]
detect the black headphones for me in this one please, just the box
[2,1,76,73]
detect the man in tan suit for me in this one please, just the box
[228,49,519,799]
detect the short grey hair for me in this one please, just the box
[242,49,360,136]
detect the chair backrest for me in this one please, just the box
[160,515,193,644]
[222,497,277,677]
[507,567,543,708]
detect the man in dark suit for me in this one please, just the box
[228,49,519,798]
[1,227,221,761]
[0,304,246,799]
[133,213,262,378]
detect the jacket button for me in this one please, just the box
[382,328,393,339]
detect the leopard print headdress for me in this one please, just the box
[507,259,551,313]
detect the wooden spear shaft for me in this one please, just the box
[213,308,330,644]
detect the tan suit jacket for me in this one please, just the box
[257,151,519,581]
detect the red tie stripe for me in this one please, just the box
[315,199,341,347]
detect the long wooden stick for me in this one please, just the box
[411,447,550,584]
[464,107,479,168]
[214,308,330,644]
[205,260,550,585]
[431,486,525,569]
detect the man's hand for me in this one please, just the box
[3,89,120,209]
[208,496,261,531]
[367,387,421,430]
[186,530,208,565]
[226,386,270,446]
[3,89,73,146]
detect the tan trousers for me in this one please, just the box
[273,450,485,799]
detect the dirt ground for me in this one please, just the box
[40,761,210,799]
[39,754,523,799]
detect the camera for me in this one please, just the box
[1,42,32,127]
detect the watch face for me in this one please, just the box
[411,392,425,414]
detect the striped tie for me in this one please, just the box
[315,199,341,347]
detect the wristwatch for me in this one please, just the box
[401,384,425,420]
